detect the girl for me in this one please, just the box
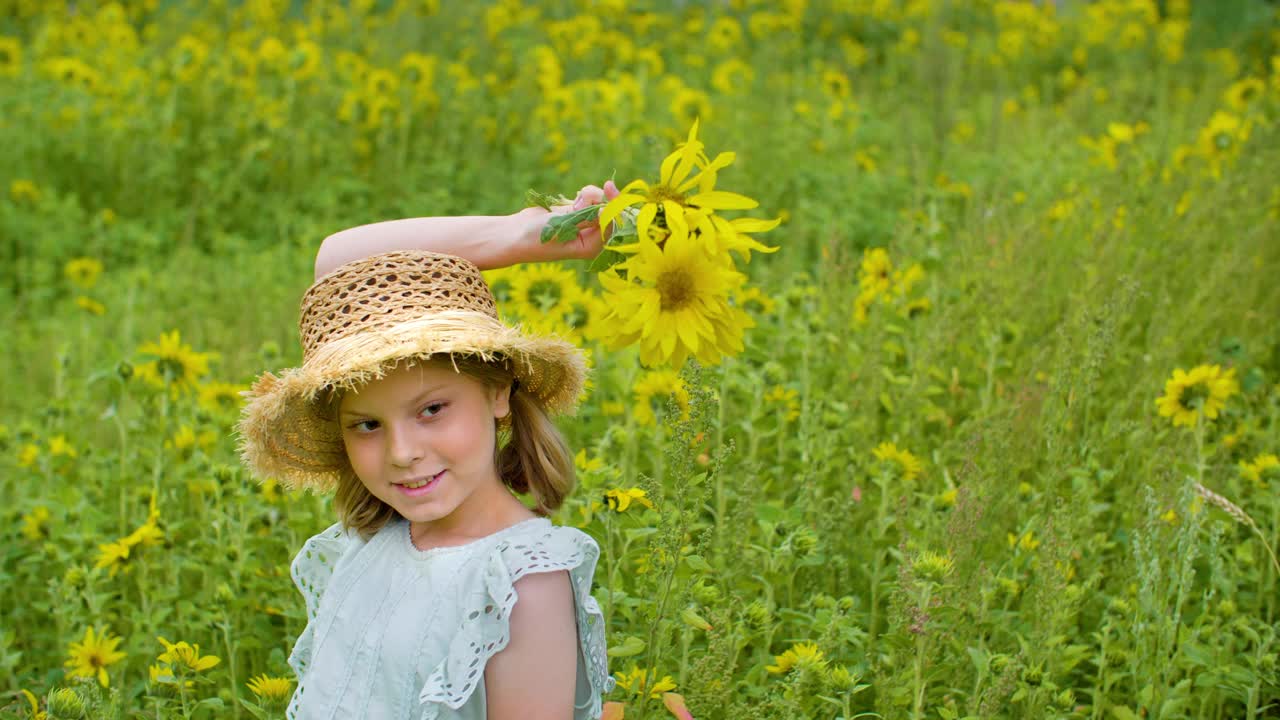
[237,182,621,720]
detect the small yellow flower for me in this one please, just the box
[766,641,827,675]
[197,381,248,414]
[149,663,194,688]
[64,257,104,289]
[95,540,132,576]
[575,449,603,473]
[166,425,216,454]
[246,674,293,705]
[10,178,41,203]
[603,488,654,513]
[135,330,218,396]
[64,627,127,688]
[48,435,77,458]
[21,506,50,541]
[763,385,800,422]
[1155,364,1239,428]
[1239,453,1279,486]
[936,487,958,507]
[156,636,221,673]
[872,442,923,482]
[1222,77,1265,111]
[612,664,677,698]
[632,370,691,427]
[1007,531,1040,552]
[75,296,106,315]
[18,442,40,468]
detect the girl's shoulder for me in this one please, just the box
[486,518,601,580]
[417,519,615,718]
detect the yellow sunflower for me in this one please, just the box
[1155,364,1239,427]
[859,248,893,296]
[560,288,609,343]
[872,442,923,481]
[64,627,127,688]
[599,225,751,368]
[64,257,104,289]
[766,641,827,675]
[632,369,690,426]
[156,637,221,674]
[0,36,21,78]
[134,330,218,396]
[246,674,294,706]
[598,119,757,249]
[508,262,581,318]
[1239,453,1279,486]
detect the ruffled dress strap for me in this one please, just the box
[287,522,356,681]
[417,524,615,720]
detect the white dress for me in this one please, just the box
[285,516,615,720]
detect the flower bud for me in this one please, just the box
[744,599,772,629]
[690,579,721,605]
[48,688,86,719]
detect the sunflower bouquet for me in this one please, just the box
[534,120,780,369]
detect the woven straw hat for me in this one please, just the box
[236,250,587,492]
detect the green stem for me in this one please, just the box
[911,584,933,720]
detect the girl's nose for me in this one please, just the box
[386,421,425,468]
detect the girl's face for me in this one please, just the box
[338,360,512,539]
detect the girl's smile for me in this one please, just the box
[395,469,445,494]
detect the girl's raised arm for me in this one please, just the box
[313,181,619,280]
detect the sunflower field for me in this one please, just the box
[3,0,1280,718]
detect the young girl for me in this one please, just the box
[237,182,621,720]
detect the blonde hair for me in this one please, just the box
[326,354,576,538]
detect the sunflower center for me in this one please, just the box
[490,278,512,303]
[1178,382,1209,411]
[157,357,190,382]
[525,279,563,311]
[648,185,685,205]
[656,268,695,311]
[564,302,589,329]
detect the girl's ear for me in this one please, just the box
[491,380,512,420]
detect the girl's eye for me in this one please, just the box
[346,403,445,433]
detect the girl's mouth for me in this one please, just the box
[397,470,444,495]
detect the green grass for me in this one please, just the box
[1,1,1278,718]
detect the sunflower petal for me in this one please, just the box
[688,190,758,210]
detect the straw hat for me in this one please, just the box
[236,250,587,492]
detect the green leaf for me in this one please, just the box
[684,555,712,572]
[540,206,602,244]
[608,636,646,657]
[237,698,271,720]
[966,646,989,676]
[1110,706,1140,720]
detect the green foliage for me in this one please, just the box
[2,1,1280,719]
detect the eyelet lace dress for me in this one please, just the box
[285,517,615,720]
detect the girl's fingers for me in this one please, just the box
[573,184,604,210]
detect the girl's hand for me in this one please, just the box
[513,180,620,264]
